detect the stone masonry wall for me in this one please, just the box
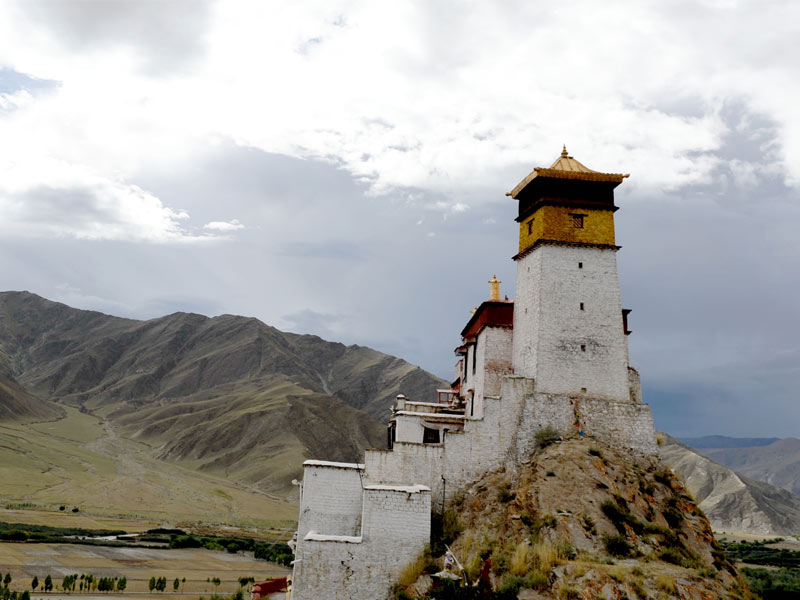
[508,388,658,461]
[473,326,513,417]
[364,376,656,506]
[513,245,630,402]
[295,461,364,558]
[292,485,430,600]
[364,377,535,506]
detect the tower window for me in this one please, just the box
[580,302,584,311]
[580,344,586,352]
[570,213,586,228]
[527,219,534,234]
[578,262,583,269]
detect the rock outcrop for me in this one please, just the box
[398,438,754,599]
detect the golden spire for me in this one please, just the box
[471,306,478,316]
[561,144,569,158]
[489,274,501,301]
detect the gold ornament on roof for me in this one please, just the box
[489,274,501,301]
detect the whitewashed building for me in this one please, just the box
[289,148,658,599]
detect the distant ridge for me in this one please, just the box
[0,291,447,497]
[660,434,800,535]
[680,435,780,449]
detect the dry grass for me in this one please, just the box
[656,573,677,594]
[509,541,532,575]
[0,407,297,527]
[532,540,563,573]
[396,552,427,588]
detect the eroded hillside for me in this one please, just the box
[0,291,446,499]
[398,439,754,599]
[660,434,800,536]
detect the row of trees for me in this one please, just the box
[29,575,52,592]
[1,573,30,600]
[2,572,255,595]
[32,573,127,593]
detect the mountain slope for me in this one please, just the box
[0,372,63,422]
[660,434,800,535]
[0,291,446,499]
[690,438,800,497]
[680,435,780,449]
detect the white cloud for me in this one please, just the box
[203,219,244,231]
[0,0,798,232]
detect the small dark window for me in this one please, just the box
[580,302,584,311]
[527,219,534,234]
[580,344,586,352]
[570,214,586,228]
[472,343,477,374]
[581,387,587,393]
[423,427,440,444]
[578,262,583,269]
[387,424,396,449]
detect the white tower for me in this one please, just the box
[509,147,634,402]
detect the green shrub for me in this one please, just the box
[430,510,464,555]
[557,543,576,560]
[663,504,683,529]
[0,530,28,542]
[603,534,633,558]
[654,469,672,487]
[526,570,550,590]
[535,426,561,449]
[497,483,514,503]
[658,547,698,568]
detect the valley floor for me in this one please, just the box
[0,408,297,527]
[0,542,288,596]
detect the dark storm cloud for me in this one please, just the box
[17,0,213,75]
[2,129,797,439]
[616,106,800,437]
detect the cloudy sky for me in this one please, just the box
[0,0,798,437]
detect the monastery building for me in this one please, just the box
[289,147,658,600]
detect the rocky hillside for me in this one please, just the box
[0,291,446,496]
[660,434,800,535]
[398,438,753,599]
[686,437,800,497]
[0,372,63,422]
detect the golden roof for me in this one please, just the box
[508,146,630,199]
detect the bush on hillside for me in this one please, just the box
[534,426,560,449]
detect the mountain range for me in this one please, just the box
[1,290,799,536]
[681,435,800,497]
[0,291,445,502]
[660,434,800,535]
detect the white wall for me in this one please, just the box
[513,245,630,402]
[295,461,364,558]
[292,484,431,600]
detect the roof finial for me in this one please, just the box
[561,144,568,158]
[489,274,501,301]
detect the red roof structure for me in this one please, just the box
[460,300,514,340]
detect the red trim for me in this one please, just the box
[460,301,514,338]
